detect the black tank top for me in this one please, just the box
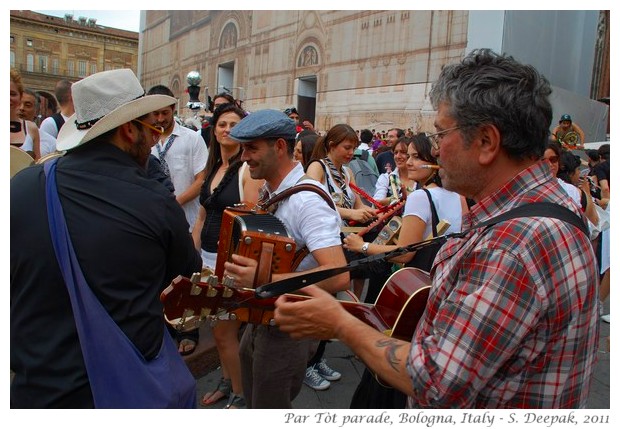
[10,120,28,148]
[199,164,242,253]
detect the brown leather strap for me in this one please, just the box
[260,178,337,271]
[291,247,310,271]
[261,181,337,212]
[254,242,275,286]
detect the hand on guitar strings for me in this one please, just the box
[223,254,258,288]
[274,285,351,340]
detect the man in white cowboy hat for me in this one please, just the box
[10,69,202,408]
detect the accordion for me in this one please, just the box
[214,203,297,287]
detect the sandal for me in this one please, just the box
[200,378,231,406]
[178,338,197,356]
[224,393,246,409]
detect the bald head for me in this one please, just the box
[55,79,73,106]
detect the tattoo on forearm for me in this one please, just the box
[376,338,403,372]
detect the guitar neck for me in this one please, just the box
[161,267,431,341]
[161,277,391,334]
[236,294,391,334]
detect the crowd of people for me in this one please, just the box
[10,48,610,410]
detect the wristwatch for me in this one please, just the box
[361,242,370,255]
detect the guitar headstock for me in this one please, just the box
[160,273,278,329]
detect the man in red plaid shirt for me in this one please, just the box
[274,49,599,408]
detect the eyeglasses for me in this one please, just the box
[425,126,463,150]
[133,119,165,137]
[543,155,559,164]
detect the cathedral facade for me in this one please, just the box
[140,10,469,133]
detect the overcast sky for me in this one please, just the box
[34,10,141,32]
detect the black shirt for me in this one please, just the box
[592,160,610,185]
[10,142,202,408]
[200,163,242,253]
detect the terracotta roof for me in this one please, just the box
[10,10,139,39]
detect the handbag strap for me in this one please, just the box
[308,159,336,194]
[421,188,439,237]
[43,158,197,409]
[44,159,82,302]
[43,158,148,360]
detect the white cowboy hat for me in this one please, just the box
[57,69,176,151]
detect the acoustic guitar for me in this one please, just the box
[161,267,430,342]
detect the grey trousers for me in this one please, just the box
[239,323,316,408]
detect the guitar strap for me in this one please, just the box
[255,201,589,299]
[259,176,337,270]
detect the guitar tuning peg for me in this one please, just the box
[189,272,203,296]
[223,275,235,287]
[206,286,217,297]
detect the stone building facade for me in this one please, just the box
[140,10,469,133]
[10,10,138,101]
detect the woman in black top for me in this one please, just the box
[192,103,262,409]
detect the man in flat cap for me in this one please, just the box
[223,109,349,408]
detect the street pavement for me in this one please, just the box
[191,299,610,409]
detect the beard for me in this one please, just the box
[439,157,484,200]
[247,146,278,181]
[128,129,153,167]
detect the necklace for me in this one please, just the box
[10,121,22,133]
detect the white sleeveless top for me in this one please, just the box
[403,187,463,237]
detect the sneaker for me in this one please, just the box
[316,359,342,381]
[304,365,330,391]
[601,314,610,323]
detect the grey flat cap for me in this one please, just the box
[229,109,297,143]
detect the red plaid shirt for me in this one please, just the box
[407,161,600,408]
